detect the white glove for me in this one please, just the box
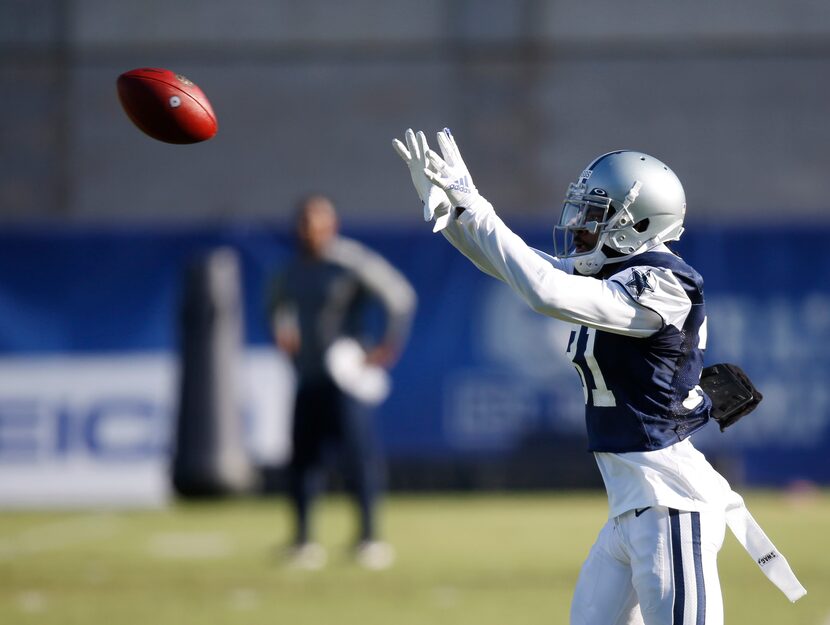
[393,129,451,225]
[424,128,483,211]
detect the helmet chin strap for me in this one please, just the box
[579,218,684,275]
[573,248,608,275]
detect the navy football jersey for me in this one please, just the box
[436,198,808,602]
[566,252,712,452]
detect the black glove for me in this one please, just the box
[699,363,764,431]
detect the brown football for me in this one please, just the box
[116,68,217,144]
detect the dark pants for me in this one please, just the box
[289,376,381,544]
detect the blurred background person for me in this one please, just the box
[267,194,416,569]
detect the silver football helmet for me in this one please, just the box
[553,150,686,275]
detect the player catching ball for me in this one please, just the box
[393,128,806,625]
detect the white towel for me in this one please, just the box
[725,491,807,602]
[324,338,390,406]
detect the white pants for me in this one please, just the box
[570,506,726,625]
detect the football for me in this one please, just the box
[116,67,217,144]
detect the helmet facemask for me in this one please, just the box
[554,178,644,275]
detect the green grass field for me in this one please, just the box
[1,491,827,625]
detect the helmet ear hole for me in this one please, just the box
[634,218,650,233]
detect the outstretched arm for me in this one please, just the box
[419,128,664,337]
[394,128,505,280]
[393,128,575,280]
[440,212,574,279]
[450,201,662,335]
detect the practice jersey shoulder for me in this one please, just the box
[607,261,693,330]
[567,250,711,453]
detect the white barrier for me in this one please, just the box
[0,348,294,508]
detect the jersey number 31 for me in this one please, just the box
[566,326,617,407]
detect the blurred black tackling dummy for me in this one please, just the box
[173,247,256,497]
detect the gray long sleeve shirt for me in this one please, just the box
[269,236,416,381]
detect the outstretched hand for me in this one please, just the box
[393,129,451,222]
[424,128,482,211]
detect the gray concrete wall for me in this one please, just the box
[2,0,829,225]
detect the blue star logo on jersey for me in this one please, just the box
[625,268,656,299]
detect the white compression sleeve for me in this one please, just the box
[449,198,663,337]
[441,212,504,280]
